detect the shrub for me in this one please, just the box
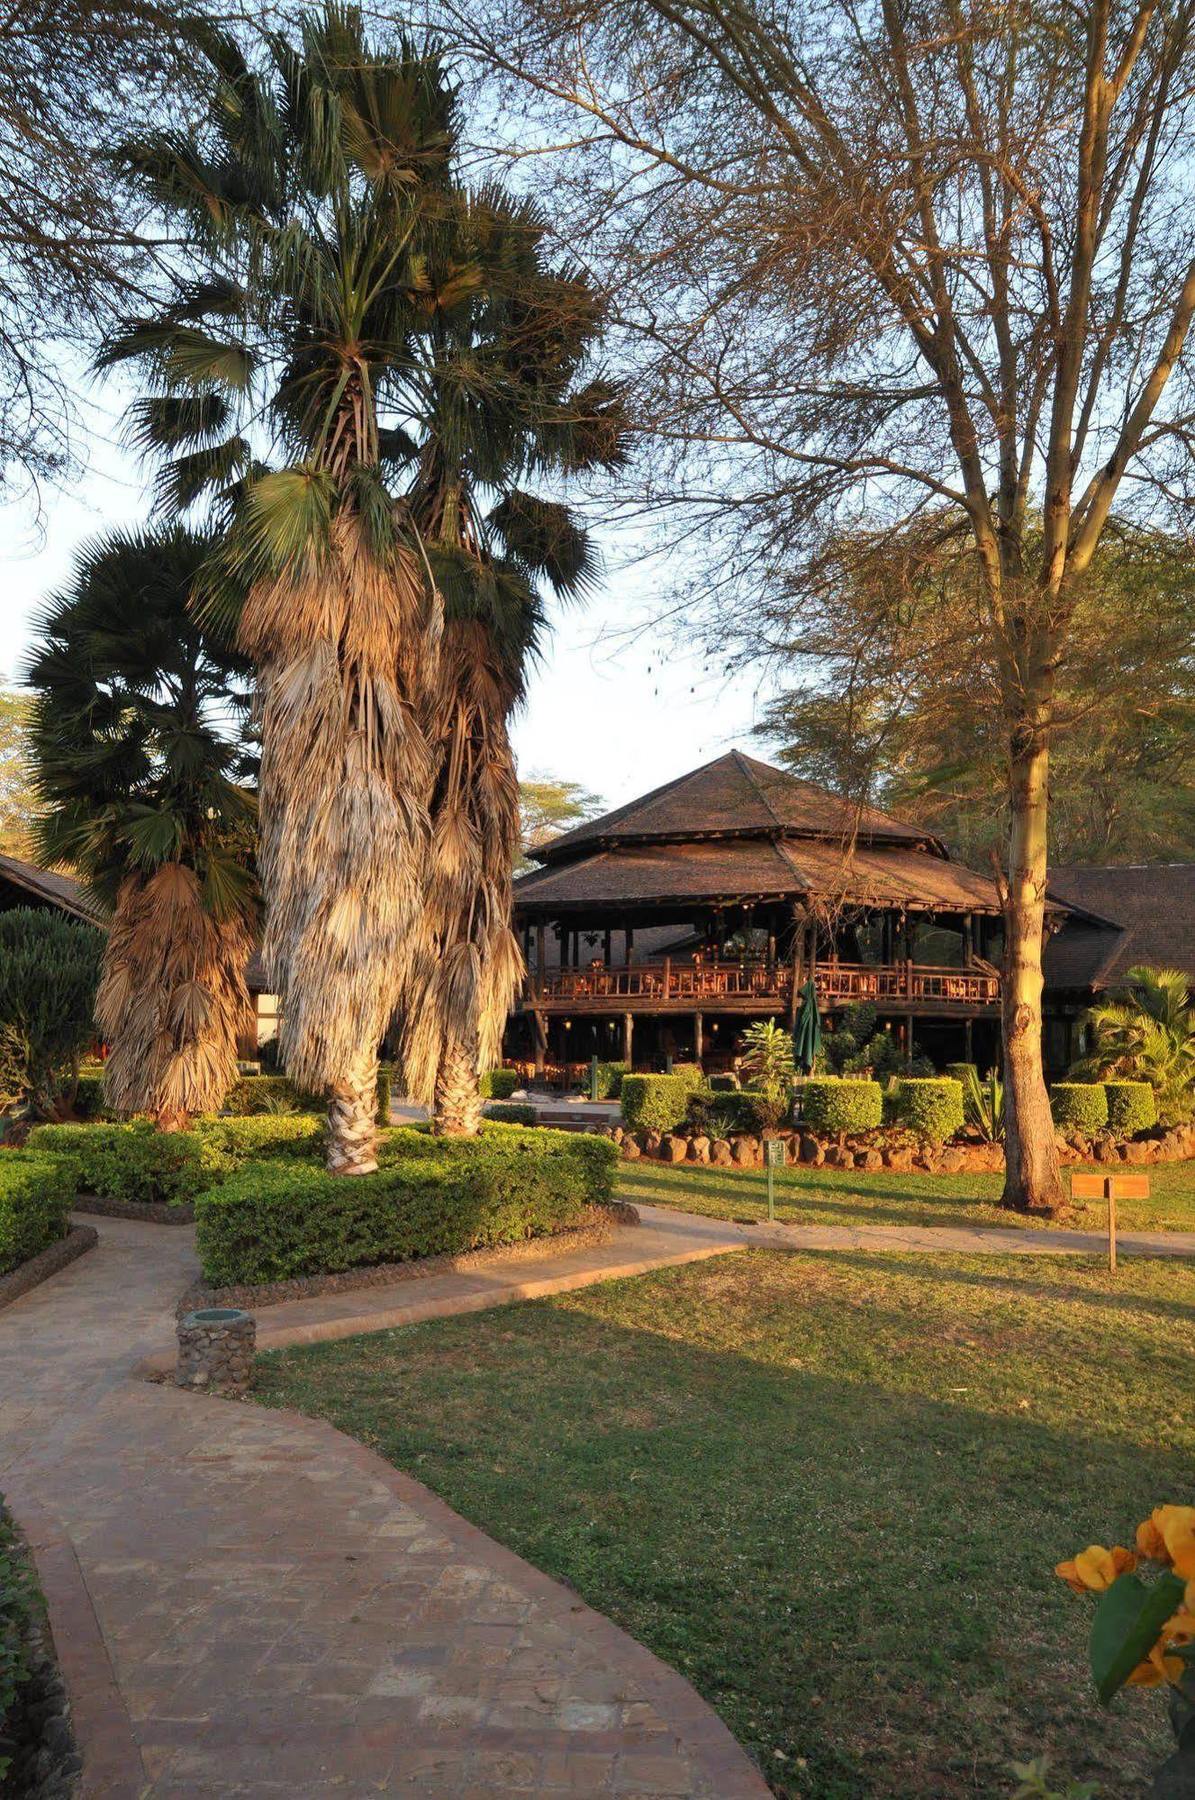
[800,1078,883,1134]
[687,1087,772,1136]
[890,1077,965,1143]
[195,1115,325,1162]
[0,909,103,1117]
[1,1499,39,1782]
[376,1063,393,1125]
[590,1060,628,1100]
[71,1074,110,1121]
[195,1132,615,1285]
[1103,1080,1157,1137]
[707,1073,740,1092]
[0,1152,75,1275]
[379,1123,618,1208]
[221,1075,321,1115]
[479,1069,520,1100]
[26,1121,219,1206]
[484,1102,537,1125]
[1050,1083,1109,1133]
[620,1073,695,1133]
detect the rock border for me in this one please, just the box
[72,1194,195,1225]
[0,1226,97,1313]
[178,1200,640,1315]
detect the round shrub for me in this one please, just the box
[1104,1081,1157,1137]
[479,1068,520,1100]
[890,1078,965,1143]
[1050,1083,1108,1133]
[800,1078,883,1135]
[620,1073,694,1133]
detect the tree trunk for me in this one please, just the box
[1001,729,1067,1214]
[433,1032,483,1137]
[326,1050,379,1175]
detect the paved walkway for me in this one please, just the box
[0,1218,768,1799]
[632,1201,1195,1257]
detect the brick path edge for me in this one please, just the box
[0,1224,97,1312]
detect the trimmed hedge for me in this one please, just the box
[621,1073,694,1133]
[196,1115,325,1163]
[378,1124,617,1208]
[484,1102,537,1125]
[688,1087,773,1136]
[1104,1081,1157,1137]
[1050,1083,1109,1133]
[479,1069,520,1100]
[890,1077,965,1143]
[26,1121,218,1207]
[800,1078,883,1135]
[195,1130,617,1286]
[0,1153,75,1276]
[591,1061,629,1100]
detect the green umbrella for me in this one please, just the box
[793,978,822,1073]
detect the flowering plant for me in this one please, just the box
[1055,1504,1195,1794]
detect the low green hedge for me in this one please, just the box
[1,1497,40,1783]
[479,1069,520,1100]
[195,1130,617,1285]
[1050,1083,1109,1133]
[890,1077,965,1143]
[484,1102,537,1126]
[688,1088,773,1136]
[621,1073,695,1133]
[1104,1081,1156,1137]
[26,1121,219,1207]
[0,1153,75,1275]
[800,1078,883,1134]
[196,1115,325,1163]
[379,1124,617,1208]
[221,1075,322,1115]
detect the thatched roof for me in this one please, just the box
[535,750,946,864]
[1045,864,1195,992]
[0,853,107,927]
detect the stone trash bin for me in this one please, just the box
[176,1307,256,1395]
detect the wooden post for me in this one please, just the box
[532,1010,546,1079]
[622,1011,633,1067]
[963,912,974,964]
[625,926,634,965]
[964,1017,973,1061]
[603,928,611,966]
[535,922,545,987]
[1108,1180,1117,1273]
[694,1011,703,1065]
[663,954,671,998]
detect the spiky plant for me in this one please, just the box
[388,191,625,1133]
[25,527,257,1128]
[1073,965,1195,1124]
[98,10,453,1170]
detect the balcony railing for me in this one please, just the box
[521,959,1000,1010]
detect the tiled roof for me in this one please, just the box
[1045,864,1195,991]
[0,853,107,926]
[535,750,944,863]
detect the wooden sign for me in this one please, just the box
[1070,1171,1151,1273]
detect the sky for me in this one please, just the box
[0,385,778,818]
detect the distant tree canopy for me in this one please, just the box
[0,691,37,860]
[517,776,605,871]
[755,517,1195,868]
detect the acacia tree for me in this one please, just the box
[445,0,1195,1209]
[100,11,448,1172]
[27,527,257,1128]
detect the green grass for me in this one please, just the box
[618,1156,1195,1233]
[257,1249,1195,1798]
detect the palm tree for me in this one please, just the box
[98,11,452,1170]
[26,527,257,1128]
[1073,965,1195,1123]
[387,193,625,1133]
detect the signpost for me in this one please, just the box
[589,1056,600,1103]
[1070,1171,1151,1272]
[764,1136,787,1222]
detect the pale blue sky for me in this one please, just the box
[0,382,775,815]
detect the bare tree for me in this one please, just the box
[437,0,1195,1210]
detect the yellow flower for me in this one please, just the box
[1136,1514,1169,1560]
[1158,1507,1195,1580]
[1125,1641,1184,1688]
[1055,1545,1137,1594]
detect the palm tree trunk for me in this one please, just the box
[433,1030,483,1136]
[326,1051,380,1174]
[1001,730,1067,1214]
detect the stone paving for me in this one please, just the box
[0,1218,768,1799]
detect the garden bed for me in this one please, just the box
[178,1200,637,1313]
[0,1226,97,1313]
[0,1498,80,1797]
[72,1194,195,1225]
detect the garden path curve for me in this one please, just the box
[0,1217,769,1800]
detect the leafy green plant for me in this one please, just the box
[0,1499,39,1782]
[959,1067,1005,1142]
[1103,1080,1157,1138]
[0,909,103,1118]
[1073,966,1195,1124]
[221,1076,322,1116]
[0,1153,75,1275]
[26,1121,219,1207]
[1050,1084,1109,1134]
[484,1102,538,1125]
[1009,1757,1099,1799]
[738,1020,795,1127]
[479,1069,521,1100]
[620,1074,696,1134]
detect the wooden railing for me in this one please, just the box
[521,959,1000,1009]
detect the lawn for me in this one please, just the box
[257,1248,1195,1798]
[618,1155,1195,1233]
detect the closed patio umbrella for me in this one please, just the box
[793,977,822,1072]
